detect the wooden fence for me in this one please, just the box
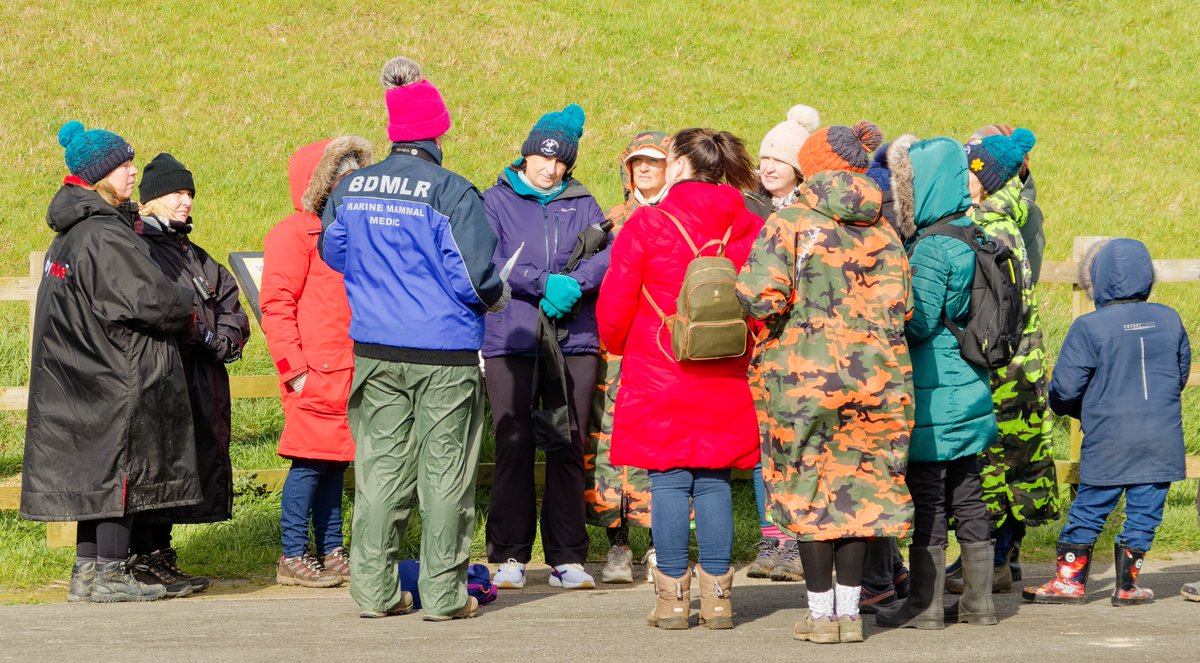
[3,240,1199,547]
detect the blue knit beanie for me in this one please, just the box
[521,104,585,169]
[964,127,1035,196]
[865,142,891,192]
[58,121,134,185]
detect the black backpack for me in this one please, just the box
[913,214,1024,369]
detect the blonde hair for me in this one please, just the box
[138,196,178,221]
[91,178,125,207]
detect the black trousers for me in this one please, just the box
[908,455,990,548]
[485,354,596,566]
[862,537,906,589]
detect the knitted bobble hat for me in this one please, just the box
[964,127,1036,196]
[521,104,586,169]
[759,104,820,174]
[58,120,134,185]
[381,57,451,142]
[796,120,883,179]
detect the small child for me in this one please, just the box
[1023,238,1190,606]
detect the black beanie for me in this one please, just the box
[139,152,195,203]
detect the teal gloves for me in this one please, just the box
[541,274,581,319]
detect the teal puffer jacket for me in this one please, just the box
[890,136,998,462]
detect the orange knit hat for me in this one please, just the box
[797,121,884,180]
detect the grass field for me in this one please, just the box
[1,0,1198,591]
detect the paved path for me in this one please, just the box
[2,555,1198,662]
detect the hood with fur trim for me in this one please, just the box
[287,136,373,216]
[888,135,970,241]
[1080,238,1155,306]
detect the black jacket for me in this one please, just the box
[136,216,250,523]
[21,184,201,521]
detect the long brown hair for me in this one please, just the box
[669,128,757,191]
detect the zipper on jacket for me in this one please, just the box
[1140,336,1148,400]
[543,207,552,273]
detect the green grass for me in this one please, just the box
[1,0,1199,590]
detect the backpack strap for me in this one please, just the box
[659,210,700,256]
[916,214,983,346]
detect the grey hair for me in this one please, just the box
[380,57,423,88]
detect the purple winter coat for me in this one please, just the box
[482,172,610,357]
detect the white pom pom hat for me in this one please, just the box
[759,105,820,175]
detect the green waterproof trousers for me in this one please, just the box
[348,357,484,617]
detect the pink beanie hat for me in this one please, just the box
[385,79,451,142]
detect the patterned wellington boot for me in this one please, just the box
[1111,542,1154,606]
[1021,542,1092,605]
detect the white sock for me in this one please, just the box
[808,589,835,619]
[835,583,862,617]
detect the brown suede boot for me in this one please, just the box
[697,566,734,629]
[646,566,691,630]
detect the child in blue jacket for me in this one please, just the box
[1023,238,1190,606]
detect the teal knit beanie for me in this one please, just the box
[964,127,1035,196]
[58,121,134,185]
[521,104,585,168]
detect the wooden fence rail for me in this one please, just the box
[4,242,1200,547]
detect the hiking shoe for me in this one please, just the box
[746,538,779,579]
[858,584,898,615]
[793,610,839,643]
[1182,581,1200,602]
[602,545,634,584]
[359,591,414,618]
[276,552,343,588]
[494,558,526,589]
[131,553,192,598]
[155,548,211,593]
[550,563,595,589]
[67,560,95,603]
[423,595,479,621]
[838,614,864,643]
[642,547,657,583]
[92,560,167,603]
[770,539,804,581]
[322,546,352,582]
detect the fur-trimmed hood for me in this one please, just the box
[287,136,373,216]
[888,135,971,241]
[1080,238,1154,306]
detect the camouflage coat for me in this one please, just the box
[967,177,1060,528]
[736,170,914,542]
[584,131,668,528]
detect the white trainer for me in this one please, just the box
[494,558,526,589]
[601,545,634,584]
[549,563,595,589]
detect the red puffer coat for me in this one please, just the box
[597,180,762,471]
[261,137,372,462]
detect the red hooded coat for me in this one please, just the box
[597,181,762,471]
[261,137,371,461]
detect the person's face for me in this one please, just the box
[629,155,667,197]
[103,160,137,201]
[524,154,568,189]
[157,190,194,222]
[759,157,800,197]
[968,172,986,203]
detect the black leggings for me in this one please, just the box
[130,519,173,556]
[76,515,133,563]
[797,538,867,593]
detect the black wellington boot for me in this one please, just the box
[945,540,998,624]
[875,546,946,630]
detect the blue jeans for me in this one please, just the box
[649,468,733,578]
[1059,483,1169,552]
[281,458,349,557]
[752,463,769,528]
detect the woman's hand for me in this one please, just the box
[544,274,582,312]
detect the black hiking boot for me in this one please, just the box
[67,560,95,603]
[154,548,211,593]
[92,560,167,603]
[131,553,193,598]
